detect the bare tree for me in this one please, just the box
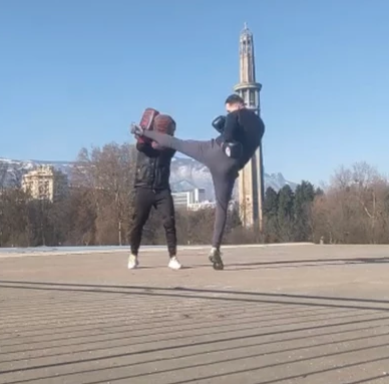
[71,143,137,245]
[312,162,389,244]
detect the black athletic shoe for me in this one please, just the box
[209,248,224,270]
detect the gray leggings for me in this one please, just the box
[142,130,239,249]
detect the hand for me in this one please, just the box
[130,123,144,136]
[151,141,164,150]
[212,115,226,133]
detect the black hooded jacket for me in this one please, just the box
[216,108,265,168]
[134,142,175,190]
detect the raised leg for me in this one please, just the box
[141,130,212,166]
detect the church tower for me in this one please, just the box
[233,23,265,231]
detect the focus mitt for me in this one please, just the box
[139,108,160,130]
[134,108,160,144]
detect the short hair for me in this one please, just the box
[225,94,244,105]
[153,114,176,134]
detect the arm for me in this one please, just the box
[222,111,239,142]
[151,141,176,156]
[136,141,160,158]
[155,144,175,159]
[165,148,176,159]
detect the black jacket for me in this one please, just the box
[216,108,265,168]
[134,142,175,190]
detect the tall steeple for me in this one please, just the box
[234,23,261,112]
[233,24,265,231]
[239,23,256,83]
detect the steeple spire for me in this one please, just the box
[234,23,260,109]
[233,24,265,231]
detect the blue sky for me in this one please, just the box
[1,0,388,185]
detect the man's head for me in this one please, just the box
[153,114,176,136]
[225,94,245,113]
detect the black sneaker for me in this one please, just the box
[208,248,224,270]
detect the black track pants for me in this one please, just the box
[129,188,177,256]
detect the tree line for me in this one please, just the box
[1,142,388,247]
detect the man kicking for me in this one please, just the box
[128,112,181,270]
[131,94,265,270]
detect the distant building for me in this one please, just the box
[22,165,68,201]
[187,200,237,212]
[234,24,265,231]
[171,191,190,207]
[189,188,206,204]
[171,187,237,212]
[171,188,206,208]
[187,201,216,211]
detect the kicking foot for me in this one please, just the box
[209,248,224,270]
[168,256,182,270]
[127,254,139,269]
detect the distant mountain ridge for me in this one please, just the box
[0,156,297,199]
[169,157,297,199]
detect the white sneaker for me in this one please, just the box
[168,256,182,270]
[127,254,139,269]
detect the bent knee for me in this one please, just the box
[162,216,176,228]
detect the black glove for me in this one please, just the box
[212,115,226,133]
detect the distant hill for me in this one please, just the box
[0,156,297,199]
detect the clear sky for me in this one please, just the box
[1,0,388,185]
